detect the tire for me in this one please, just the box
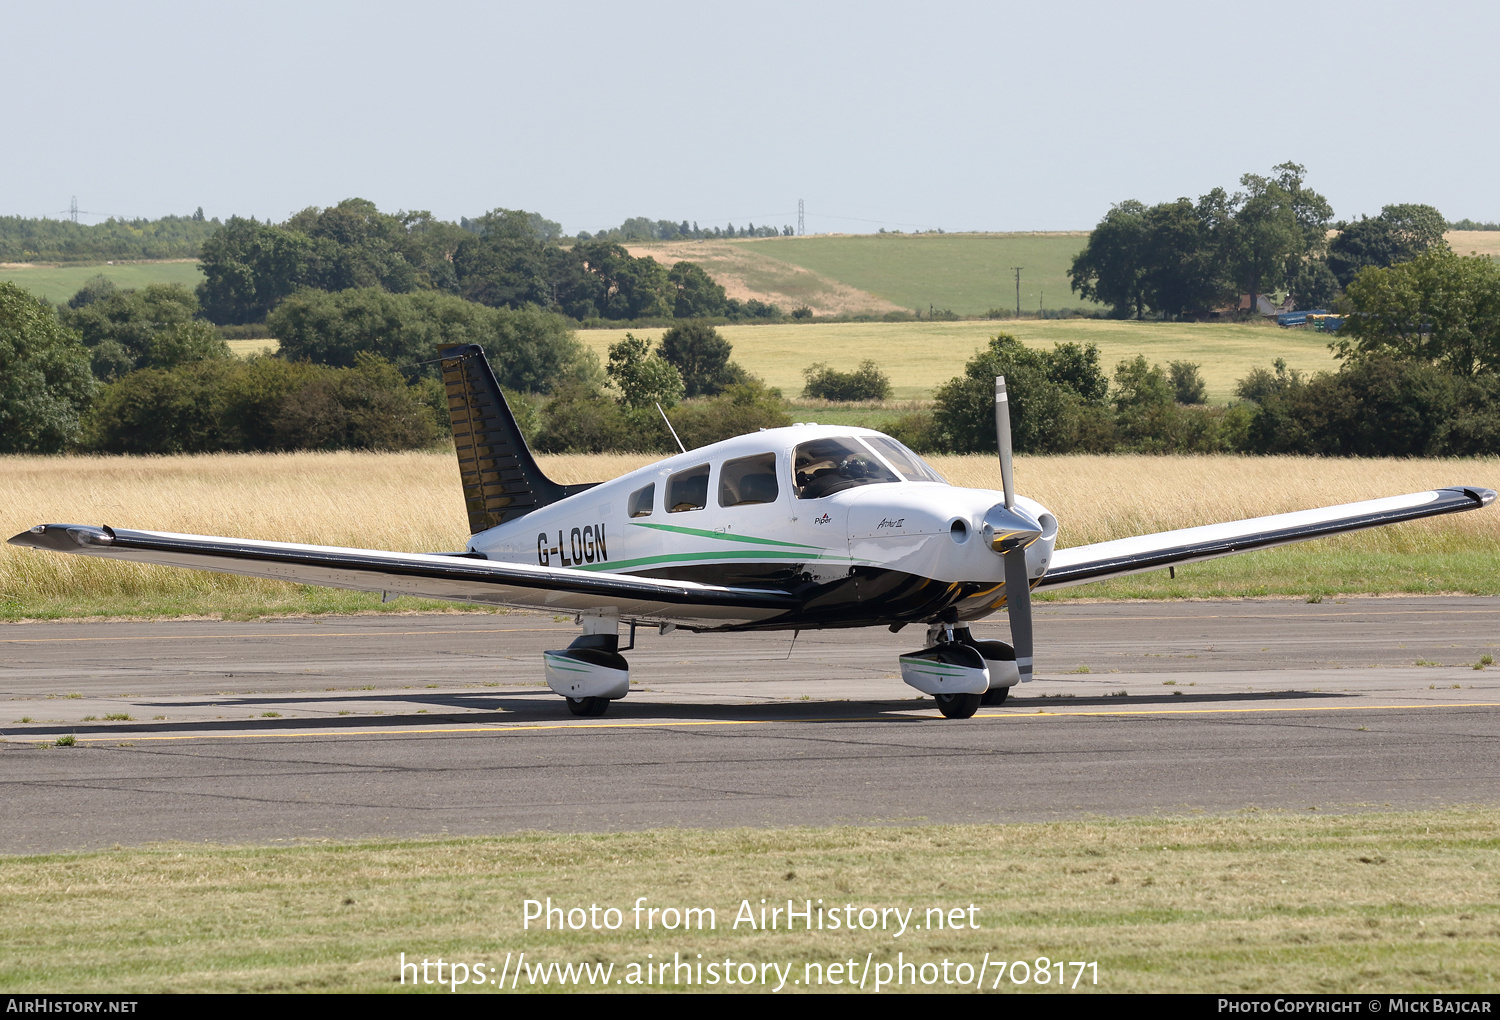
[567,697,609,717]
[980,686,1010,706]
[934,691,982,719]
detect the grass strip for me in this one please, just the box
[1,809,1496,993]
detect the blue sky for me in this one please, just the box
[7,0,1496,233]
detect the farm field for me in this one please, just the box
[3,452,1495,620]
[625,232,1097,317]
[0,230,1490,312]
[0,259,202,303]
[1,810,1495,992]
[580,318,1341,402]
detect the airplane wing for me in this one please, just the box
[1037,486,1496,590]
[7,525,798,627]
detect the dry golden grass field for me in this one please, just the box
[3,452,1496,619]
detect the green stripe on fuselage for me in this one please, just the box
[575,548,859,573]
[628,521,824,550]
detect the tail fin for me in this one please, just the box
[439,344,598,535]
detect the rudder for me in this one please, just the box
[439,344,597,535]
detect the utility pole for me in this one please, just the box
[797,199,804,237]
[1012,267,1023,317]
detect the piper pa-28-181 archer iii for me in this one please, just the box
[12,344,1496,719]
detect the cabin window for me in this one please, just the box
[865,436,947,483]
[628,483,655,518]
[718,453,779,507]
[792,437,900,499]
[666,464,710,513]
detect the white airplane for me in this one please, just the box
[11,344,1495,719]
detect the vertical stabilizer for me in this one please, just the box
[439,344,597,534]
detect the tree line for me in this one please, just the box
[0,209,220,262]
[198,200,781,326]
[1069,163,1453,319]
[0,274,790,456]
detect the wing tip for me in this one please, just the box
[8,524,114,551]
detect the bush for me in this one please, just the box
[671,380,791,448]
[1168,361,1207,404]
[0,282,97,452]
[86,355,439,454]
[1236,356,1500,456]
[534,383,666,454]
[85,361,232,454]
[801,360,892,401]
[931,334,1109,453]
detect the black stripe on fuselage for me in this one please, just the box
[629,562,1011,631]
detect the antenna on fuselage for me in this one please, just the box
[657,402,687,454]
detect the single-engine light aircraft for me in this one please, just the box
[12,344,1495,719]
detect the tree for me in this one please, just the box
[1328,204,1450,288]
[667,261,728,318]
[658,321,737,397]
[0,282,96,452]
[1072,164,1333,318]
[197,216,317,324]
[60,283,227,381]
[607,333,684,408]
[1334,250,1500,377]
[1069,201,1150,318]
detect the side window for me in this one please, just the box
[627,483,655,518]
[666,465,710,513]
[719,453,779,507]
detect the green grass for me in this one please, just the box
[1,810,1495,992]
[581,319,1339,402]
[0,260,203,304]
[1037,549,1500,601]
[743,232,1097,316]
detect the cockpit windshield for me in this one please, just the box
[793,437,900,499]
[864,436,946,484]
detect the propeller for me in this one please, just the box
[993,376,1035,682]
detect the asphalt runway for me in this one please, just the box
[2,597,1498,853]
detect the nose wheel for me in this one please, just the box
[934,691,983,719]
[566,696,610,717]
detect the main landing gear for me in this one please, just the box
[544,611,630,717]
[898,623,1020,719]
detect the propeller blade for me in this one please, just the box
[1004,547,1034,682]
[996,375,1031,680]
[995,376,1015,509]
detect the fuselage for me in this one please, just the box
[469,425,1058,631]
